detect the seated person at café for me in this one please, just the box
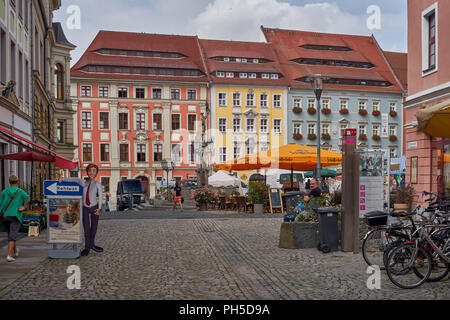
[303,178,322,203]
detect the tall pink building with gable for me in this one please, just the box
[405,0,450,202]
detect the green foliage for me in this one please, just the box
[247,181,268,204]
[192,186,218,206]
[295,211,318,222]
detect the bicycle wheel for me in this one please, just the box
[386,243,432,289]
[414,242,450,282]
[383,239,404,268]
[362,229,390,270]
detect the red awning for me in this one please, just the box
[0,125,78,169]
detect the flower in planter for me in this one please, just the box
[372,134,381,141]
[358,134,367,141]
[389,135,397,142]
[372,110,381,116]
[192,187,217,208]
[339,109,349,115]
[307,133,317,140]
[293,107,303,114]
[359,109,368,116]
[390,110,397,117]
[248,181,268,204]
[321,108,331,115]
[293,133,303,140]
[321,133,331,140]
[307,107,316,115]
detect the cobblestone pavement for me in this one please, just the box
[0,214,448,300]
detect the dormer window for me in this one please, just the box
[239,73,247,78]
[224,57,230,62]
[236,58,241,62]
[119,50,127,55]
[249,73,256,78]
[242,58,247,63]
[226,72,234,78]
[271,74,279,79]
[262,74,269,79]
[253,59,259,63]
[216,71,225,78]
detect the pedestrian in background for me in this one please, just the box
[172,180,183,212]
[0,175,29,262]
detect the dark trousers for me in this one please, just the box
[82,205,99,250]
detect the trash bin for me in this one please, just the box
[313,207,340,253]
[284,191,305,214]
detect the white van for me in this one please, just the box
[264,169,305,190]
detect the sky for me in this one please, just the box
[54,0,408,67]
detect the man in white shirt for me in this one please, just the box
[61,164,103,256]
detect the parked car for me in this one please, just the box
[116,179,145,211]
[182,178,198,187]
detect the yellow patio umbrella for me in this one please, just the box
[416,99,450,138]
[214,144,342,172]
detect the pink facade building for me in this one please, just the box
[405,0,450,202]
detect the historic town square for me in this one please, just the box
[0,0,448,308]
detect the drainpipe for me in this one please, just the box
[30,0,35,198]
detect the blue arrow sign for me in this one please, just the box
[44,180,83,197]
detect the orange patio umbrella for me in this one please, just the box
[214,144,342,172]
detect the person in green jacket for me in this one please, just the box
[0,175,29,262]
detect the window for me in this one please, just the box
[308,98,316,109]
[249,73,256,78]
[253,59,259,63]
[188,143,195,163]
[293,122,302,134]
[239,73,247,78]
[260,118,268,133]
[81,86,91,97]
[216,71,225,77]
[340,99,348,110]
[82,143,92,162]
[152,88,162,99]
[171,88,180,100]
[293,97,302,108]
[247,92,255,107]
[118,87,128,98]
[260,143,269,152]
[390,147,397,159]
[135,88,145,99]
[187,89,197,100]
[260,93,268,108]
[242,58,247,63]
[223,57,230,62]
[57,121,64,143]
[99,86,109,97]
[246,145,254,155]
[136,113,145,130]
[119,113,128,130]
[218,93,227,107]
[246,118,255,133]
[340,124,348,137]
[389,125,397,136]
[172,144,181,163]
[100,144,110,162]
[390,102,397,112]
[428,12,436,69]
[153,113,162,130]
[120,144,129,162]
[232,92,241,107]
[54,64,63,100]
[219,147,227,163]
[226,72,234,78]
[372,101,380,111]
[322,99,330,110]
[273,94,281,108]
[218,118,227,134]
[137,144,146,162]
[273,119,281,134]
[101,177,110,193]
[233,145,241,159]
[172,114,180,130]
[359,124,367,135]
[153,144,163,162]
[262,74,269,79]
[188,114,196,131]
[321,124,330,135]
[271,74,279,79]
[81,112,92,129]
[99,112,109,129]
[233,118,241,133]
[372,124,380,136]
[308,123,316,135]
[358,100,367,110]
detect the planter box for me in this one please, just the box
[279,222,319,249]
[254,203,264,214]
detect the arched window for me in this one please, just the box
[54,64,64,100]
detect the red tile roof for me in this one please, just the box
[71,31,210,83]
[199,39,288,86]
[261,27,403,93]
[383,51,407,90]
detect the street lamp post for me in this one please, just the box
[313,75,324,185]
[161,160,175,201]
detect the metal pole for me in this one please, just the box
[314,88,322,185]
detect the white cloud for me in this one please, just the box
[191,0,365,41]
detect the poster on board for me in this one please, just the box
[48,198,83,244]
[358,151,385,217]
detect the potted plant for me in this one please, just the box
[389,135,397,142]
[307,133,317,140]
[293,133,303,140]
[359,109,368,116]
[390,110,397,117]
[372,110,381,116]
[248,181,268,214]
[307,107,316,115]
[372,134,381,141]
[394,184,415,213]
[321,133,331,140]
[192,187,217,211]
[321,108,331,115]
[293,107,303,114]
[358,133,367,141]
[339,108,349,115]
